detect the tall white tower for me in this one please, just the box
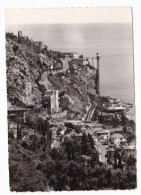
[96,53,100,97]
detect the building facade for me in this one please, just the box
[33,41,43,50]
[43,90,59,115]
[123,145,136,157]
[110,133,127,147]
[18,31,23,38]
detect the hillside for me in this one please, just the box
[6,32,136,192]
[6,33,96,116]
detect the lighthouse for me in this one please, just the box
[96,53,100,97]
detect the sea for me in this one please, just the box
[6,23,135,120]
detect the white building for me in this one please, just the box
[83,58,89,66]
[43,90,59,115]
[123,145,136,157]
[110,133,127,147]
[96,130,110,140]
[73,53,79,59]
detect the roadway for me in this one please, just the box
[85,101,97,121]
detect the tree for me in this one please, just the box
[9,141,47,191]
[105,168,112,188]
[114,151,118,169]
[88,133,94,149]
[79,55,83,58]
[118,155,123,169]
[113,114,120,127]
[45,159,56,178]
[81,133,89,155]
[17,119,22,140]
[10,162,47,191]
[127,154,136,167]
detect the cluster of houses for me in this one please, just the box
[56,120,136,166]
[97,98,127,125]
[17,31,97,75]
[61,52,96,74]
[8,31,135,168]
[94,126,136,166]
[18,30,44,51]
[8,89,60,122]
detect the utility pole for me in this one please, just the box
[96,53,100,97]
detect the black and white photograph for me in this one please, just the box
[5,7,136,191]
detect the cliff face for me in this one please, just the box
[6,38,42,106]
[47,66,96,115]
[6,34,96,115]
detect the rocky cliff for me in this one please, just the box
[6,33,96,116]
[6,37,41,106]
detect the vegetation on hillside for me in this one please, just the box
[9,132,136,191]
[7,32,136,191]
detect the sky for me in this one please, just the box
[5,7,132,27]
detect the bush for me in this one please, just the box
[8,131,14,139]
[25,112,38,128]
[12,44,19,53]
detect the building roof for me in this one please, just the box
[110,127,123,132]
[101,113,113,116]
[61,52,73,54]
[80,155,91,160]
[108,106,126,111]
[33,41,42,44]
[8,107,29,111]
[107,148,115,152]
[96,130,110,134]
[65,131,82,138]
[110,134,124,139]
[123,145,136,150]
[26,104,34,107]
[129,145,136,149]
[44,90,53,95]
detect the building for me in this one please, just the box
[83,58,89,66]
[43,90,59,115]
[8,105,30,123]
[123,145,136,157]
[80,155,92,166]
[107,106,126,115]
[26,104,35,109]
[61,52,73,58]
[96,130,110,140]
[110,133,127,147]
[107,148,115,158]
[53,90,59,113]
[18,31,23,38]
[62,131,82,143]
[96,53,100,96]
[97,112,113,124]
[88,58,96,68]
[69,61,78,73]
[110,127,123,135]
[70,58,83,66]
[38,53,48,65]
[33,41,43,50]
[62,57,70,71]
[61,52,79,59]
[73,53,79,59]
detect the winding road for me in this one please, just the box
[85,101,97,121]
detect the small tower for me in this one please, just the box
[96,53,100,97]
[18,31,23,38]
